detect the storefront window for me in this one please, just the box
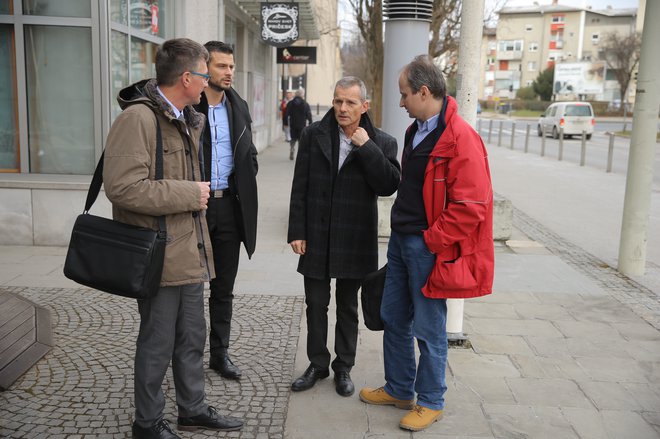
[225,16,237,49]
[111,30,129,120]
[110,0,128,26]
[0,25,18,171]
[22,0,90,17]
[131,37,157,85]
[0,0,13,14]
[25,25,94,174]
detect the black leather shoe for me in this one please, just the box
[291,364,330,392]
[334,371,355,397]
[177,406,243,432]
[132,420,180,439]
[209,353,242,380]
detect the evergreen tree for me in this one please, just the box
[532,67,554,101]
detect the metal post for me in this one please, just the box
[558,127,564,161]
[541,126,546,156]
[619,0,660,276]
[487,119,493,143]
[447,0,484,344]
[477,118,481,135]
[316,103,320,115]
[580,131,586,166]
[497,121,503,147]
[606,133,615,173]
[524,124,530,153]
[510,122,515,149]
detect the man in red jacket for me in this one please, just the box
[359,55,494,432]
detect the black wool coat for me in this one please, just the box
[285,96,313,142]
[195,89,259,257]
[288,109,401,279]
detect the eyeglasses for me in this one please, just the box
[189,71,210,82]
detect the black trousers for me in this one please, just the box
[303,276,361,373]
[206,196,241,357]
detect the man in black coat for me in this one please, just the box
[194,41,258,381]
[288,76,400,397]
[284,87,313,160]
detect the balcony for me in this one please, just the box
[497,50,523,60]
[549,40,564,50]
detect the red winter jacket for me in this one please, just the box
[418,96,494,299]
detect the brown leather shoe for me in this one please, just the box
[359,386,414,409]
[399,404,443,431]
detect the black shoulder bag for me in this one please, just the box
[63,115,167,299]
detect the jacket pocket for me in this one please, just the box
[426,255,478,293]
[162,142,185,180]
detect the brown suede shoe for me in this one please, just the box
[359,386,414,410]
[399,404,443,431]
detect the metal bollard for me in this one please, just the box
[607,132,615,172]
[580,131,586,166]
[488,119,493,143]
[477,118,481,135]
[541,126,546,156]
[524,124,530,153]
[510,122,515,149]
[316,103,320,115]
[558,127,564,161]
[497,121,503,147]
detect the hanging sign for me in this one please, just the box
[276,46,317,64]
[261,3,299,47]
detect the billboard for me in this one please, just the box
[553,61,605,95]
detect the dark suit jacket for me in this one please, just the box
[195,89,258,257]
[288,109,401,279]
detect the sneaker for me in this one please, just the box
[359,386,414,410]
[399,404,443,431]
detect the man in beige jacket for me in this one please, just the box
[103,38,242,439]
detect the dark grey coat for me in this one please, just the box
[287,109,400,279]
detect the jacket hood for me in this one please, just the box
[117,78,205,129]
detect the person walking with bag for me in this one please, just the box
[359,55,494,432]
[194,40,259,381]
[288,76,400,397]
[284,87,312,160]
[103,38,243,439]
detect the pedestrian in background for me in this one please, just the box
[104,38,243,438]
[359,55,494,432]
[194,41,258,382]
[288,76,400,397]
[285,87,312,160]
[281,90,293,142]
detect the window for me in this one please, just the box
[525,24,533,31]
[25,25,95,174]
[0,25,18,171]
[22,0,90,17]
[529,42,539,52]
[552,15,565,23]
[526,80,533,87]
[592,33,600,44]
[527,61,537,71]
[498,40,523,52]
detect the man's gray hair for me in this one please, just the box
[156,38,209,87]
[295,87,305,98]
[334,76,368,101]
[402,55,446,99]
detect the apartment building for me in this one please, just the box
[489,1,637,101]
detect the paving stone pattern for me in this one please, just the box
[513,207,660,331]
[0,286,303,439]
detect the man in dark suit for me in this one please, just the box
[194,41,258,380]
[284,87,312,160]
[287,76,400,397]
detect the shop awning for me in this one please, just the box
[235,0,320,40]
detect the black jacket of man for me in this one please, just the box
[288,109,401,279]
[195,88,258,257]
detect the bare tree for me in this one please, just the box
[347,0,383,126]
[599,31,641,112]
[429,0,461,76]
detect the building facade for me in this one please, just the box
[489,1,637,102]
[0,0,320,246]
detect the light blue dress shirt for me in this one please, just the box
[208,95,233,191]
[412,113,440,149]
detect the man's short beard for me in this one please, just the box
[209,81,228,93]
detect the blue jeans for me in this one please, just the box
[381,231,448,411]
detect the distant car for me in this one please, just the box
[537,101,594,140]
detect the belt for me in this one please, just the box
[210,189,232,198]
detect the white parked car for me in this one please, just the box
[537,102,595,140]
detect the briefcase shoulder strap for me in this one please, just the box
[84,106,166,235]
